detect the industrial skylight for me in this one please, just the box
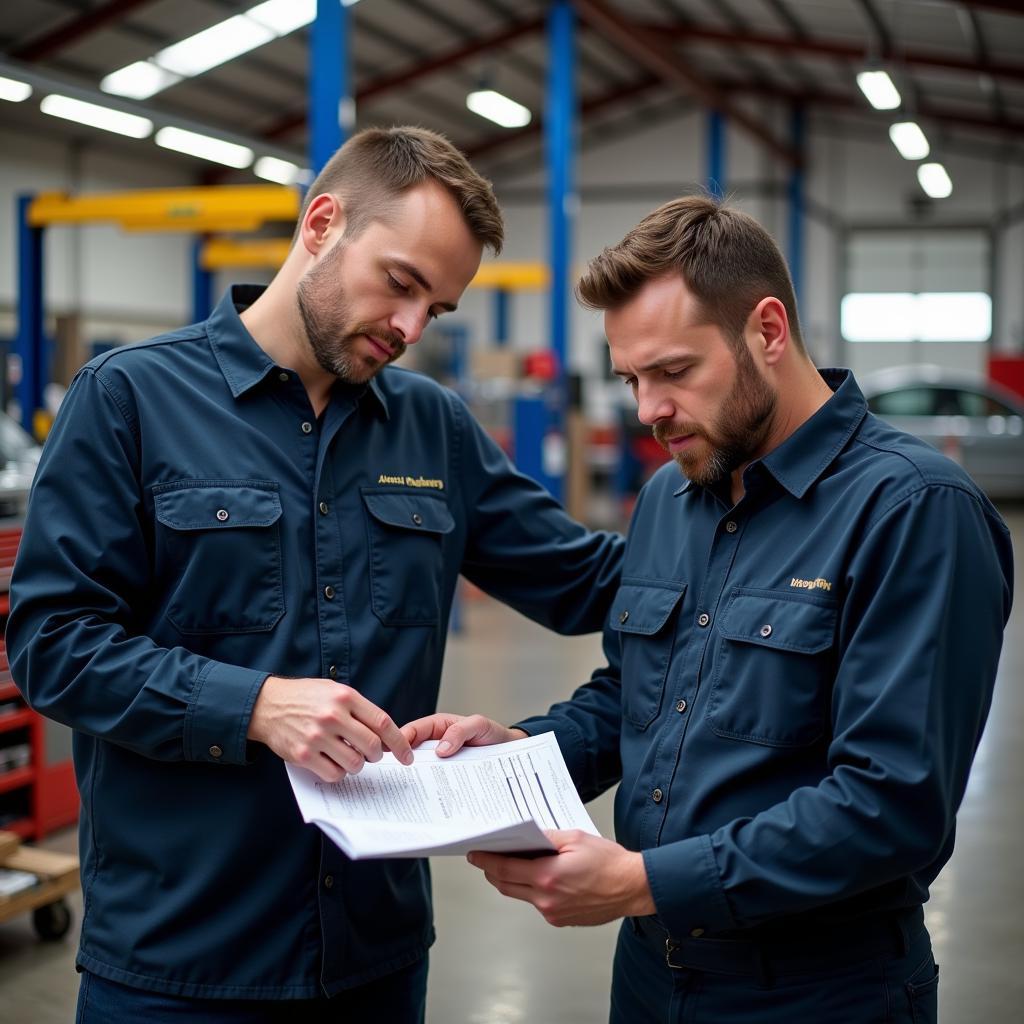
[155,126,254,168]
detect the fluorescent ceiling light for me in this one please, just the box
[255,155,305,185]
[155,126,254,168]
[0,74,32,103]
[40,94,153,138]
[889,121,929,161]
[155,16,274,77]
[101,60,182,100]
[466,89,532,129]
[248,0,316,34]
[103,0,361,100]
[856,70,901,110]
[917,162,953,199]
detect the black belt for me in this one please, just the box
[631,906,925,983]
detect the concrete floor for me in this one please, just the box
[1,506,1022,1023]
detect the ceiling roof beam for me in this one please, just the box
[571,0,801,167]
[261,16,543,141]
[635,21,1024,84]
[11,0,158,62]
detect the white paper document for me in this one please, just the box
[286,731,600,859]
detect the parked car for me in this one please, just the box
[859,365,1024,501]
[0,412,41,519]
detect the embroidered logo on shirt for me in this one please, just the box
[790,577,832,592]
[377,473,445,490]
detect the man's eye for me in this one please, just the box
[623,377,638,389]
[387,274,409,293]
[664,368,688,380]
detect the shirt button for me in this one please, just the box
[760,624,773,638]
[209,745,223,758]
[652,788,663,803]
[278,371,289,382]
[725,520,738,534]
[411,513,423,526]
[619,610,629,624]
[301,421,313,434]
[324,875,334,889]
[690,927,705,938]
[319,501,329,515]
[216,509,229,522]
[324,585,335,600]
[675,699,687,713]
[697,613,710,627]
[328,665,337,679]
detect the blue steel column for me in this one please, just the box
[16,195,45,435]
[546,0,575,386]
[707,110,726,200]
[311,0,351,174]
[191,237,213,322]
[787,104,806,317]
[525,0,576,501]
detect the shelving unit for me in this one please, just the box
[0,526,78,840]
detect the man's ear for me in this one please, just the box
[299,193,347,258]
[749,296,790,367]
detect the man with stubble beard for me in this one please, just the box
[403,195,1012,1024]
[7,126,623,1023]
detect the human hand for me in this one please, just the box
[467,830,656,927]
[400,712,527,756]
[248,675,414,782]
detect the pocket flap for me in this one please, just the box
[610,582,686,636]
[154,482,282,531]
[361,490,455,535]
[718,590,836,654]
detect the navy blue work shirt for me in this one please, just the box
[6,285,623,998]
[518,369,1013,941]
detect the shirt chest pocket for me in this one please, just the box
[361,489,455,626]
[153,481,285,635]
[708,589,837,747]
[610,581,687,730]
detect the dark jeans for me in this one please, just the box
[76,956,428,1024]
[611,916,938,1024]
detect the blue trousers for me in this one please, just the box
[610,914,938,1023]
[76,955,428,1024]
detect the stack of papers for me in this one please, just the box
[287,731,600,859]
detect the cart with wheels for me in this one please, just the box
[0,830,79,941]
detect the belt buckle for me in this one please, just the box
[665,937,684,971]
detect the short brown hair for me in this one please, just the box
[577,194,803,352]
[296,125,503,254]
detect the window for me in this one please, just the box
[841,292,992,343]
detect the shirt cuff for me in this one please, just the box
[643,835,736,938]
[184,662,269,765]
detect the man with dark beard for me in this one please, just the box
[6,126,623,1023]
[402,195,1012,1023]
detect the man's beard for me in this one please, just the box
[653,346,777,488]
[296,242,407,384]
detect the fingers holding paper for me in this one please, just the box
[248,675,415,782]
[400,712,527,757]
[467,830,656,927]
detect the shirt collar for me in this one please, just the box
[672,368,867,500]
[206,284,390,419]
